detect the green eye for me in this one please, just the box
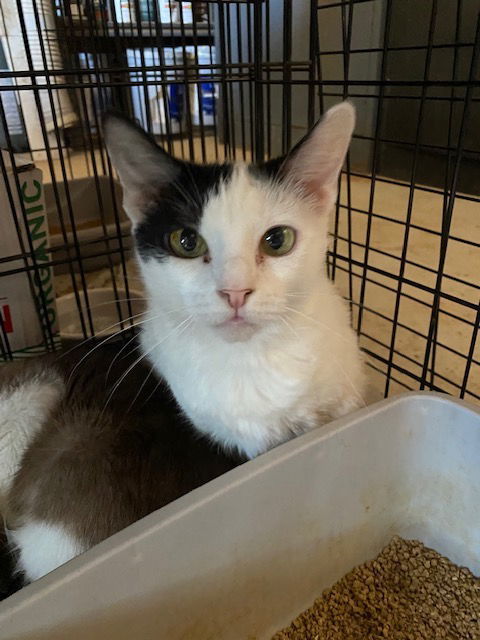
[260,226,296,257]
[169,228,208,259]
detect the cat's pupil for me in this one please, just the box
[266,227,285,250]
[180,229,198,252]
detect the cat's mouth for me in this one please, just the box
[215,312,257,340]
[219,312,252,327]
[215,315,258,342]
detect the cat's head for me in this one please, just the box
[103,103,354,342]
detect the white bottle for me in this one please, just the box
[192,46,216,127]
[159,1,176,23]
[114,0,133,23]
[175,2,193,24]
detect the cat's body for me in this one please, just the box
[0,102,366,588]
[0,342,240,585]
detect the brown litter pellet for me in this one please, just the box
[273,537,480,639]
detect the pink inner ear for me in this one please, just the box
[303,179,327,197]
[298,179,334,206]
[281,102,355,206]
[282,142,343,205]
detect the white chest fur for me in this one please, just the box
[141,298,365,458]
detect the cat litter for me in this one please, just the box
[273,537,480,640]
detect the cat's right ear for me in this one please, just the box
[278,102,355,208]
[103,112,180,224]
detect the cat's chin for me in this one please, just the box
[214,318,258,343]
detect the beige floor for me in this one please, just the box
[335,175,479,402]
[46,144,479,405]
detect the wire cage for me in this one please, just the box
[0,0,478,404]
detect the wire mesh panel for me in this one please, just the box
[0,0,478,403]
[309,0,480,402]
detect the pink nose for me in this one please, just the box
[218,289,253,311]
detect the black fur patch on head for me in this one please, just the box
[249,156,286,182]
[135,162,233,261]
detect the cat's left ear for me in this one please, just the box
[282,101,355,206]
[103,112,181,224]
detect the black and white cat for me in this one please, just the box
[0,101,365,586]
[106,101,366,457]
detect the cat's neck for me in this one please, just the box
[140,278,363,458]
[141,280,346,388]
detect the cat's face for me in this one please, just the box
[104,103,355,342]
[135,164,331,342]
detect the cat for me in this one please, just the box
[0,101,365,588]
[105,100,366,457]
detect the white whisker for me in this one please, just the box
[284,305,354,344]
[284,306,366,407]
[126,315,195,412]
[285,290,308,297]
[101,315,193,414]
[125,363,155,414]
[279,316,300,339]
[65,313,160,386]
[170,177,199,210]
[285,292,334,299]
[330,353,367,408]
[105,332,141,383]
[58,310,147,362]
[184,163,204,207]
[140,375,164,408]
[80,297,148,309]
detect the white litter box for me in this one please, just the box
[0,393,478,639]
